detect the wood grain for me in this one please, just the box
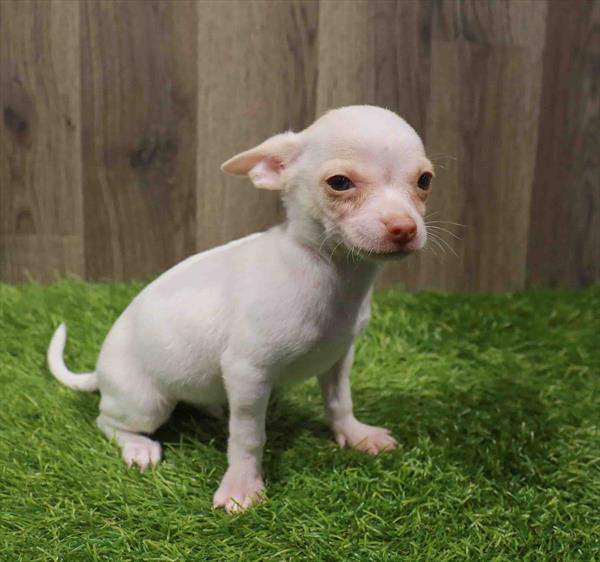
[316,0,372,112]
[388,0,548,291]
[527,0,600,287]
[316,0,436,288]
[195,0,319,251]
[81,0,198,280]
[0,0,83,282]
[1,0,598,291]
[316,0,432,127]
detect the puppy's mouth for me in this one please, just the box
[342,238,419,261]
[323,234,422,262]
[353,246,414,261]
[339,229,425,261]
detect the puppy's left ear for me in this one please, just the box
[220,132,302,190]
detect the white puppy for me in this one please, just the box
[48,105,434,512]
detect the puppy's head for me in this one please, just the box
[221,105,433,260]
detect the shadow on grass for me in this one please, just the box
[153,393,332,463]
[159,374,560,487]
[384,376,559,484]
[66,374,558,486]
[154,404,229,452]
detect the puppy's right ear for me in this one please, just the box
[220,132,302,190]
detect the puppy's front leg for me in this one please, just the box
[213,361,271,513]
[319,345,397,455]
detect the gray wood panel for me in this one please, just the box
[195,0,319,251]
[527,0,600,288]
[1,0,597,291]
[0,0,83,282]
[81,0,198,280]
[385,0,547,291]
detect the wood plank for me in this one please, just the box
[390,0,548,291]
[0,234,83,283]
[317,0,431,130]
[316,0,435,288]
[81,0,197,280]
[527,0,600,287]
[316,0,372,111]
[195,0,319,251]
[1,0,595,290]
[0,0,83,283]
[317,0,547,292]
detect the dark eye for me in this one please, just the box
[417,173,432,190]
[326,175,353,191]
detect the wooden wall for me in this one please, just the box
[1,0,598,291]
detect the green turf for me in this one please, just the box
[1,280,599,561]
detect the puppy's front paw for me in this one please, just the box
[334,419,397,455]
[213,466,265,513]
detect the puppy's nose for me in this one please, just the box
[384,217,417,244]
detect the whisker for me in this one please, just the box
[428,229,447,244]
[427,154,457,170]
[354,234,371,260]
[348,244,357,264]
[427,236,447,256]
[425,240,440,258]
[428,232,458,257]
[327,239,344,264]
[317,224,337,244]
[426,225,463,241]
[317,234,332,258]
[428,230,458,256]
[425,220,468,228]
[428,152,457,159]
[427,153,458,163]
[316,224,339,259]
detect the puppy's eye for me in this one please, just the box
[417,173,432,190]
[326,175,353,191]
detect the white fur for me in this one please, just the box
[47,105,433,512]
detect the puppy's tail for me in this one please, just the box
[47,323,98,392]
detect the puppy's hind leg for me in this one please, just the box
[96,384,175,471]
[96,415,163,471]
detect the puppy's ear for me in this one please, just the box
[220,132,301,190]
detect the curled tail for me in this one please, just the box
[47,323,98,392]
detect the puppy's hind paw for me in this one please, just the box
[122,437,162,471]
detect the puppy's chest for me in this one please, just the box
[272,299,360,384]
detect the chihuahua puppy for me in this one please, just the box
[47,105,434,512]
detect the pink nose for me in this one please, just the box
[384,217,417,244]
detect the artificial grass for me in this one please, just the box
[0,280,599,561]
